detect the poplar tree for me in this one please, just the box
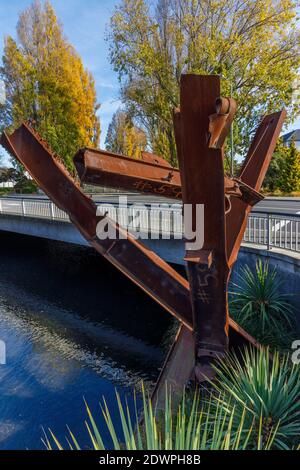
[0,0,100,173]
[105,109,147,158]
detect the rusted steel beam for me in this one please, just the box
[75,147,262,208]
[173,75,230,382]
[153,107,285,404]
[208,97,237,149]
[227,110,286,267]
[151,325,194,406]
[1,122,257,347]
[1,123,191,328]
[74,147,182,199]
[152,318,259,408]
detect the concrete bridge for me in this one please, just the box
[0,195,299,316]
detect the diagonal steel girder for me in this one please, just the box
[0,122,256,344]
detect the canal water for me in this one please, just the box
[0,231,174,449]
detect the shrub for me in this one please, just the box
[229,259,295,348]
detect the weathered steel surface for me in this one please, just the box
[173,75,229,382]
[1,123,191,328]
[75,147,262,208]
[140,151,172,167]
[208,97,237,149]
[74,147,182,199]
[152,318,260,408]
[227,110,286,267]
[0,122,257,345]
[151,325,195,407]
[153,107,285,404]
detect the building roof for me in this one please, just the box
[282,129,300,143]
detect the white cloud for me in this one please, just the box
[99,98,122,117]
[97,80,118,90]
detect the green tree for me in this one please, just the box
[0,167,37,193]
[0,0,100,173]
[263,139,288,192]
[108,0,300,164]
[278,141,300,192]
[105,109,147,158]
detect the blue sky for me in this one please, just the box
[0,0,299,167]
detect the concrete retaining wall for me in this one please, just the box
[0,213,299,319]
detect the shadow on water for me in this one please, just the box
[0,231,175,450]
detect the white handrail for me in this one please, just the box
[0,196,299,253]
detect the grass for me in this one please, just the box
[0,188,14,196]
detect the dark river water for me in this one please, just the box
[0,231,174,450]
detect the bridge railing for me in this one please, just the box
[0,197,68,221]
[243,212,299,253]
[0,196,299,254]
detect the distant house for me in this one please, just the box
[282,129,300,151]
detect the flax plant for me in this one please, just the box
[207,347,300,449]
[44,383,280,450]
[229,260,295,348]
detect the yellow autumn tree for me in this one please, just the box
[0,0,100,173]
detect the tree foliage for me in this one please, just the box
[105,109,147,158]
[278,141,300,192]
[263,139,289,192]
[264,139,300,193]
[0,167,37,193]
[0,0,100,173]
[108,0,300,164]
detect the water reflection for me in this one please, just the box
[0,232,173,449]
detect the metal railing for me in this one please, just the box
[0,197,68,221]
[0,196,299,254]
[243,212,299,253]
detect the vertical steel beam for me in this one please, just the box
[153,108,285,404]
[174,75,229,381]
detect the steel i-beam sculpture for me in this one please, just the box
[74,76,285,396]
[1,74,285,405]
